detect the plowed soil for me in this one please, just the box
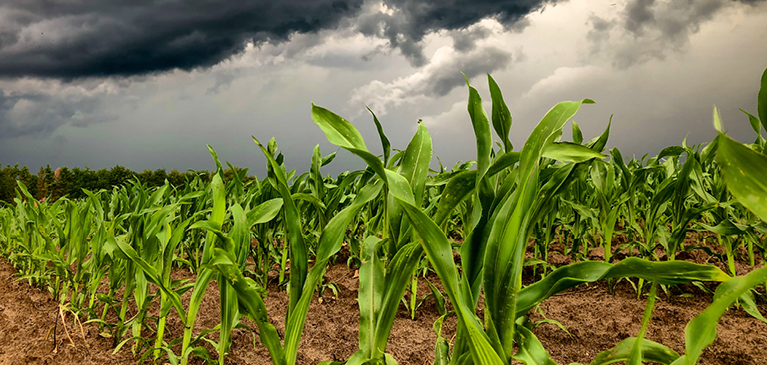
[1,236,765,365]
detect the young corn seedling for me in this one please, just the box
[318,110,435,364]
[206,137,382,365]
[312,75,733,365]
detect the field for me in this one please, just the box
[1,69,766,365]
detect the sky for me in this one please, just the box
[0,0,766,176]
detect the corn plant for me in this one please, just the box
[311,75,734,365]
[202,135,382,365]
[315,110,436,363]
[0,67,765,365]
[188,172,283,363]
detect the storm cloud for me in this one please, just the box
[0,0,555,79]
[0,0,365,79]
[356,0,552,66]
[0,0,764,175]
[587,0,766,68]
[0,88,113,138]
[451,26,494,53]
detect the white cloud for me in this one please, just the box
[350,26,514,115]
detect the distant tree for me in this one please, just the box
[57,167,74,199]
[35,166,55,200]
[0,164,232,204]
[195,170,212,184]
[69,167,91,199]
[109,165,134,187]
[44,165,55,199]
[223,168,234,184]
[0,166,12,204]
[137,169,153,185]
[86,169,101,192]
[152,168,168,187]
[18,166,36,199]
[244,176,256,185]
[36,167,46,200]
[168,169,185,188]
[93,168,109,191]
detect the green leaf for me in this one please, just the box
[486,152,521,177]
[657,146,686,160]
[111,234,187,323]
[207,145,224,175]
[739,289,767,324]
[716,132,767,222]
[713,106,724,132]
[433,170,476,227]
[572,121,583,145]
[373,241,424,355]
[322,151,338,167]
[484,99,594,357]
[591,338,680,365]
[253,135,308,317]
[246,198,284,226]
[311,105,367,151]
[680,267,767,365]
[741,109,762,137]
[292,193,327,210]
[311,145,325,200]
[389,179,504,365]
[358,236,384,357]
[312,104,388,183]
[516,258,729,317]
[698,220,744,236]
[398,122,433,205]
[283,181,382,364]
[466,77,493,177]
[212,250,287,365]
[514,325,557,365]
[543,142,607,163]
[201,172,227,263]
[368,107,392,165]
[488,74,513,153]
[627,281,658,365]
[758,67,767,132]
[586,116,611,152]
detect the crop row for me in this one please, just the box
[0,69,766,365]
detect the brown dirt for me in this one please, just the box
[1,236,766,365]
[0,260,134,365]
[531,279,767,365]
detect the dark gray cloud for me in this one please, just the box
[357,0,553,66]
[0,0,364,79]
[588,0,766,68]
[0,0,764,175]
[0,0,555,79]
[429,47,512,96]
[586,15,616,55]
[206,70,239,95]
[0,89,112,138]
[451,26,493,53]
[624,0,655,35]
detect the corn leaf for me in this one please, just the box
[488,74,513,153]
[368,107,392,166]
[674,267,767,365]
[716,132,767,222]
[516,258,729,317]
[590,338,680,365]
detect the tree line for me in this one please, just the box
[0,164,255,204]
